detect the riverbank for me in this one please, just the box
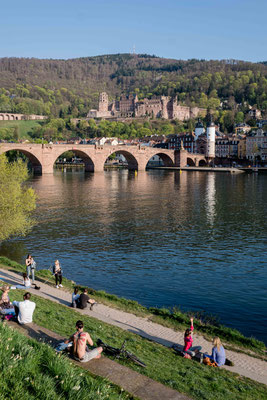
[1,257,267,388]
[1,268,267,398]
[0,256,265,354]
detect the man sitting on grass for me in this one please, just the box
[76,288,96,310]
[70,320,102,362]
[13,292,36,324]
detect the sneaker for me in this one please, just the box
[56,285,59,288]
[59,284,63,288]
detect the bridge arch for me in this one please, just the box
[146,152,175,168]
[187,157,196,167]
[53,149,95,172]
[2,148,43,174]
[103,150,139,171]
[199,159,207,166]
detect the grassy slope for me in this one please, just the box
[0,256,265,356]
[0,120,44,139]
[0,323,132,400]
[3,286,267,400]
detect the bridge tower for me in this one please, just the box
[206,116,216,162]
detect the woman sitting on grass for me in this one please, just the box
[0,285,12,309]
[183,317,202,356]
[205,337,226,366]
[11,273,31,290]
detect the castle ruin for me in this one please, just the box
[87,92,206,121]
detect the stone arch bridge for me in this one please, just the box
[0,143,207,174]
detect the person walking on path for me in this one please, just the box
[25,254,36,284]
[13,292,36,324]
[69,320,102,362]
[204,337,226,366]
[183,317,202,356]
[53,260,63,288]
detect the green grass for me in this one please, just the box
[5,289,267,400]
[0,256,265,356]
[0,323,132,400]
[0,120,44,140]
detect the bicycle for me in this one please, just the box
[96,339,146,368]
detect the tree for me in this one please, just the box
[0,154,36,241]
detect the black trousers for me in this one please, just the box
[55,273,62,285]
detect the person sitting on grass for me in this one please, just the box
[12,292,36,324]
[204,337,226,366]
[183,317,202,356]
[71,287,80,308]
[11,273,31,290]
[76,288,96,310]
[69,320,102,362]
[0,285,12,310]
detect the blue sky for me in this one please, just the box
[1,0,266,62]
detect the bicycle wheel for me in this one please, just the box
[125,351,146,368]
[97,340,120,357]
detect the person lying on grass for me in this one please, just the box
[64,320,103,362]
[76,288,96,310]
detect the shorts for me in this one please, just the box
[74,347,100,363]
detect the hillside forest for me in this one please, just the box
[0,54,266,141]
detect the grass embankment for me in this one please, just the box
[0,256,265,356]
[0,120,44,140]
[0,323,132,400]
[4,286,267,399]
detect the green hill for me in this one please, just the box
[0,54,266,116]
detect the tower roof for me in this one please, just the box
[207,114,215,127]
[195,118,204,128]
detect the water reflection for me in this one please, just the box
[1,169,267,343]
[205,173,216,226]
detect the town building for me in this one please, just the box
[87,92,207,121]
[167,133,195,152]
[234,123,251,134]
[247,108,262,119]
[246,129,267,161]
[238,137,247,160]
[215,138,230,158]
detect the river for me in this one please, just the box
[1,168,267,344]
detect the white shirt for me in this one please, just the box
[13,300,36,324]
[23,278,31,287]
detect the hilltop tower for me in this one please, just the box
[206,116,216,159]
[99,92,109,113]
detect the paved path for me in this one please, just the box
[1,268,266,386]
